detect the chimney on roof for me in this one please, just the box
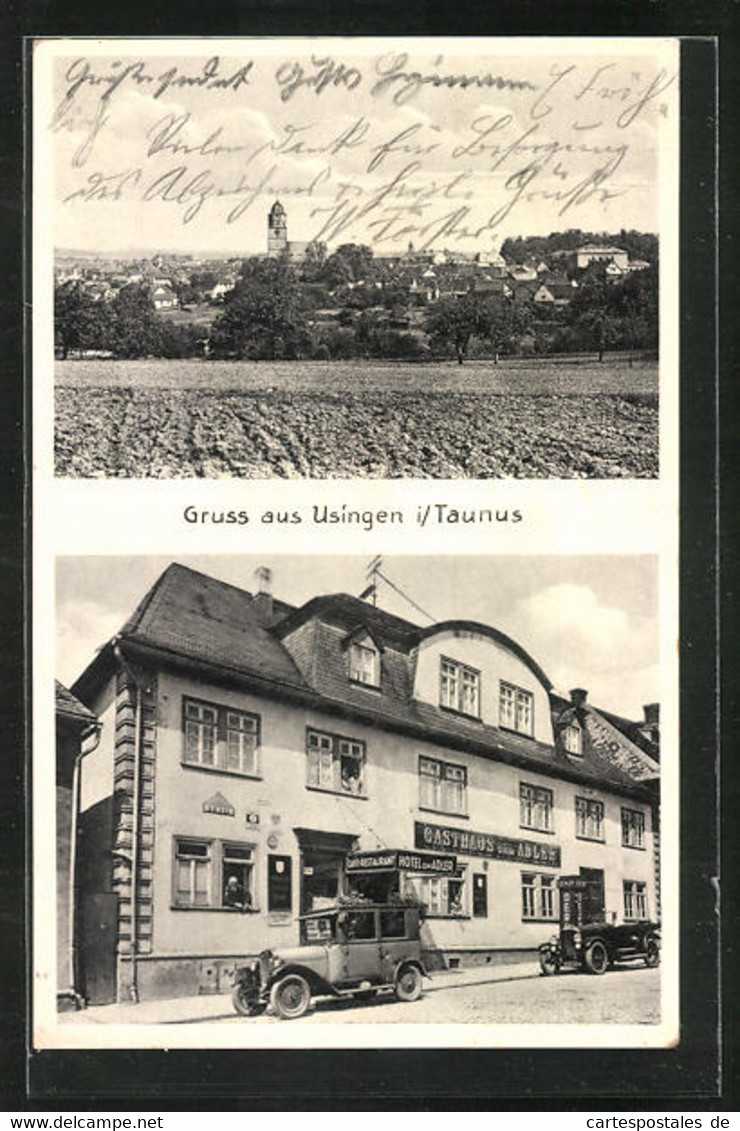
[643,703,660,726]
[570,688,588,707]
[252,566,273,626]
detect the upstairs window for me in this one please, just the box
[499,682,534,736]
[563,723,583,755]
[621,807,646,849]
[183,698,260,777]
[440,658,480,718]
[419,755,467,815]
[307,729,365,797]
[575,796,605,842]
[348,641,380,688]
[520,783,554,832]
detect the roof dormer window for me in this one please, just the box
[563,722,583,756]
[440,657,480,719]
[499,681,534,737]
[349,640,380,688]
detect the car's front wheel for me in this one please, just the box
[584,940,609,975]
[644,938,660,968]
[394,964,423,1002]
[269,974,312,1020]
[232,984,267,1017]
[539,950,560,976]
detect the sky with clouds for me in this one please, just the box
[44,40,677,256]
[56,554,659,720]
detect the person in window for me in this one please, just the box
[223,873,252,910]
[448,882,463,915]
[341,759,361,795]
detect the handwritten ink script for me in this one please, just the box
[50,47,677,250]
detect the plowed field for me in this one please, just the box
[55,358,658,479]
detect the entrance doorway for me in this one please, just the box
[301,849,343,913]
[293,827,357,914]
[579,867,606,922]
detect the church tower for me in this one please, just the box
[267,200,288,258]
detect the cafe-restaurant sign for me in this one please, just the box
[415,821,561,868]
[346,849,457,875]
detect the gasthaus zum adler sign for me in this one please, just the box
[415,821,562,867]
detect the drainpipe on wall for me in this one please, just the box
[69,722,101,1008]
[129,682,144,1005]
[113,643,146,1005]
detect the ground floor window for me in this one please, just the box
[623,879,648,920]
[222,844,254,909]
[521,872,557,921]
[174,839,211,908]
[173,836,255,910]
[405,871,467,917]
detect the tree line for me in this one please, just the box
[55,244,658,365]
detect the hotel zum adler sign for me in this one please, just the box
[346,849,457,875]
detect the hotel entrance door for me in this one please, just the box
[301,849,343,913]
[579,867,606,922]
[294,827,357,914]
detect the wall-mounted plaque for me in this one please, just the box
[202,792,235,817]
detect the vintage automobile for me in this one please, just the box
[231,901,428,1020]
[538,876,661,976]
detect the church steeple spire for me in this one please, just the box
[267,200,288,257]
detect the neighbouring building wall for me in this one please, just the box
[56,753,74,1004]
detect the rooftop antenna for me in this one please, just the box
[359,557,437,624]
[359,556,382,606]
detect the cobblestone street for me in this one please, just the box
[63,962,661,1028]
[214,965,661,1026]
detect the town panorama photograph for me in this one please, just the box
[41,39,677,480]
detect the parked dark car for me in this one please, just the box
[538,876,660,976]
[232,901,428,1019]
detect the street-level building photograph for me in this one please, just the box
[52,555,663,1029]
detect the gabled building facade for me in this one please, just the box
[68,564,660,1005]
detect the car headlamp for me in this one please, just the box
[573,930,582,948]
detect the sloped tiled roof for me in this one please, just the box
[595,706,660,764]
[119,563,308,691]
[275,593,419,651]
[74,565,656,798]
[55,680,97,723]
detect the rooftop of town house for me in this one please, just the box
[550,691,660,771]
[535,283,577,302]
[55,679,97,724]
[72,563,658,800]
[114,560,303,684]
